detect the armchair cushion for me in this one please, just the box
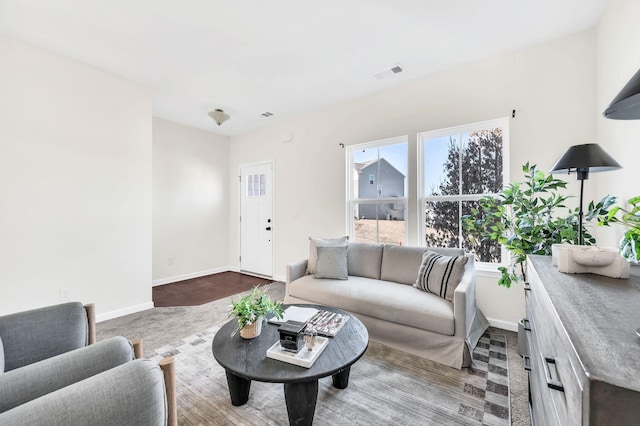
[0,359,167,426]
[0,302,88,372]
[0,336,135,413]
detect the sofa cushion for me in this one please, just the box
[347,243,383,279]
[414,251,469,302]
[306,236,349,275]
[314,246,348,280]
[289,275,455,335]
[380,245,464,285]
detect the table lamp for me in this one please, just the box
[550,143,621,245]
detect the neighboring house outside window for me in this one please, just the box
[418,118,509,267]
[347,136,408,245]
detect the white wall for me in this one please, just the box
[229,30,598,328]
[595,0,640,247]
[0,37,153,319]
[152,118,230,284]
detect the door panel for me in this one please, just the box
[240,163,273,277]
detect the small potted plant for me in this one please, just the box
[229,286,284,339]
[599,196,640,263]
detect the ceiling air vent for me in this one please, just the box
[261,112,274,117]
[374,64,404,80]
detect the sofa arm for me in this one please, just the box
[0,302,90,372]
[286,259,308,297]
[0,336,135,413]
[453,255,477,339]
[0,358,169,426]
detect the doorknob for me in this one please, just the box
[266,227,272,231]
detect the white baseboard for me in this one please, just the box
[273,274,285,283]
[234,268,286,282]
[152,266,232,287]
[487,317,518,332]
[96,302,154,323]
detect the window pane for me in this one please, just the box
[354,202,405,245]
[354,147,380,199]
[354,143,407,200]
[461,128,503,194]
[423,135,459,196]
[379,144,408,198]
[424,201,459,248]
[461,200,502,263]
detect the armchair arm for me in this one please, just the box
[286,259,308,298]
[0,358,170,426]
[0,302,90,371]
[0,336,135,413]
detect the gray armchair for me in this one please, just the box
[0,358,174,426]
[0,302,177,425]
[0,301,96,372]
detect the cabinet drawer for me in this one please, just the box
[528,270,584,426]
[526,321,551,426]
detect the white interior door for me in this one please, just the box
[240,163,273,277]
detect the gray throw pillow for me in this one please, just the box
[306,236,349,275]
[414,250,468,302]
[314,246,349,280]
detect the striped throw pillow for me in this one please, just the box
[414,250,468,302]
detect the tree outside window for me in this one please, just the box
[419,119,508,264]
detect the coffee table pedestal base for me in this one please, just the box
[332,366,351,389]
[225,371,251,406]
[284,380,318,426]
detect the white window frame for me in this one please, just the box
[346,135,408,244]
[417,118,510,271]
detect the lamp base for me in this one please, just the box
[554,245,630,278]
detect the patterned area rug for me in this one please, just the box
[147,327,510,425]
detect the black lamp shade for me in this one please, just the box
[603,67,640,119]
[550,143,621,175]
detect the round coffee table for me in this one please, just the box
[212,304,369,426]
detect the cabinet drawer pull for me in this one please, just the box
[542,355,564,392]
[523,318,531,331]
[523,282,531,291]
[523,355,531,371]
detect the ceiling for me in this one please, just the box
[0,0,607,137]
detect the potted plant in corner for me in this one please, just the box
[229,286,284,339]
[462,162,614,287]
[462,162,614,357]
[599,195,640,263]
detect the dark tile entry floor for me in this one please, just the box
[153,271,274,307]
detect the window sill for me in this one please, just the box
[475,265,502,279]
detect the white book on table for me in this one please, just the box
[268,306,319,325]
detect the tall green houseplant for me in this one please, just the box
[462,163,613,287]
[599,195,640,263]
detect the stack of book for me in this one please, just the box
[268,306,349,337]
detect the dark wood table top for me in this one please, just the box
[212,304,369,383]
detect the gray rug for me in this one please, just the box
[146,325,510,425]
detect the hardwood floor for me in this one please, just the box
[152,271,274,307]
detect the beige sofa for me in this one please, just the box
[285,243,489,369]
